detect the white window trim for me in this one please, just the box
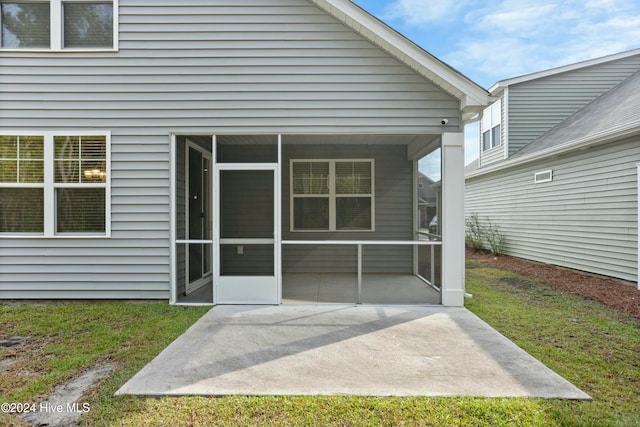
[534,169,553,184]
[481,99,502,153]
[0,0,119,52]
[290,158,375,233]
[0,130,111,238]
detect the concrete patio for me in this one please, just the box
[116,305,590,399]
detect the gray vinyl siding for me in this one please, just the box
[507,55,640,155]
[466,137,639,282]
[479,145,504,167]
[0,0,455,299]
[282,144,413,273]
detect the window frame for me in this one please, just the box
[534,169,553,184]
[0,130,111,238]
[0,0,118,51]
[481,99,502,153]
[491,124,501,149]
[290,159,375,232]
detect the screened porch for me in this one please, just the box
[172,134,443,305]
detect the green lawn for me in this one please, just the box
[1,261,639,426]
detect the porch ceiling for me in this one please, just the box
[177,133,442,160]
[282,134,439,146]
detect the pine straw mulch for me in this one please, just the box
[466,248,640,321]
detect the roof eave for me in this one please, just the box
[487,47,640,94]
[466,121,640,179]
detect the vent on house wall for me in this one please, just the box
[534,169,553,183]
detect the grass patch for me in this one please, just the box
[0,303,209,426]
[1,263,639,426]
[465,266,640,426]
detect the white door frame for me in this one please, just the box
[213,162,280,304]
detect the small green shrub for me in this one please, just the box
[466,213,505,256]
[465,213,484,251]
[484,219,505,256]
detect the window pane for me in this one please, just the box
[482,130,491,151]
[0,188,43,232]
[0,160,17,182]
[81,160,107,182]
[63,2,113,48]
[1,2,50,48]
[55,136,106,183]
[0,135,17,158]
[336,197,371,230]
[492,124,501,148]
[81,135,106,158]
[56,188,105,233]
[55,159,80,183]
[0,136,44,182]
[293,198,329,230]
[54,135,79,159]
[292,162,329,195]
[19,160,44,182]
[336,161,371,194]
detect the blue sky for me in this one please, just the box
[352,0,640,175]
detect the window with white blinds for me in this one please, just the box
[291,159,374,231]
[0,1,116,50]
[54,135,107,233]
[0,2,50,48]
[0,132,110,236]
[63,2,112,48]
[0,135,45,232]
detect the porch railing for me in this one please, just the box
[281,238,441,304]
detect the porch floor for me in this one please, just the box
[177,273,440,305]
[282,273,440,305]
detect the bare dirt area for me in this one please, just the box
[466,248,640,320]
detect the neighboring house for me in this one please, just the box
[0,0,488,306]
[466,49,640,284]
[417,172,439,231]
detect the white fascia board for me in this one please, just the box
[488,47,640,94]
[466,120,640,179]
[309,0,489,108]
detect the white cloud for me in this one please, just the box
[383,0,470,25]
[387,0,640,87]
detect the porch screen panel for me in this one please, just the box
[221,244,274,276]
[221,170,273,238]
[220,169,275,277]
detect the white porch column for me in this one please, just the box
[441,132,465,306]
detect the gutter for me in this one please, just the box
[466,120,640,179]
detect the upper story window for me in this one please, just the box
[481,99,502,152]
[0,0,116,50]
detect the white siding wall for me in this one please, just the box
[507,55,640,155]
[466,137,639,282]
[0,0,458,299]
